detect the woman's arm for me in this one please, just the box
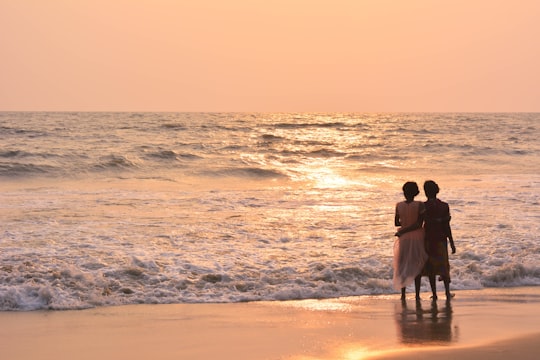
[394,205,401,227]
[425,215,451,224]
[441,204,456,253]
[444,216,456,254]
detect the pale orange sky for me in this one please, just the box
[1,0,539,112]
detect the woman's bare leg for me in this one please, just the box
[429,275,437,300]
[414,275,422,300]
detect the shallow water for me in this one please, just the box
[0,112,539,310]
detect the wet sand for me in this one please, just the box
[1,287,539,359]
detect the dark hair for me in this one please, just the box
[402,181,419,198]
[424,180,440,198]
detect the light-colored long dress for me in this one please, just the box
[393,200,428,290]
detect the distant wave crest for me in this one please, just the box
[0,162,58,176]
[94,155,142,170]
[145,150,202,161]
[274,121,346,129]
[203,167,288,179]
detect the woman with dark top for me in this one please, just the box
[393,182,428,300]
[422,180,456,300]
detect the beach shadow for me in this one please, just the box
[395,300,458,345]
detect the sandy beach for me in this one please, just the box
[0,287,539,359]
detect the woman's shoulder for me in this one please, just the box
[436,198,450,208]
[426,198,447,205]
[427,198,450,213]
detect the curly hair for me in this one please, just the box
[424,180,440,198]
[402,181,419,198]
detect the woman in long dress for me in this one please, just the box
[394,182,428,300]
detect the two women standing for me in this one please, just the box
[393,180,456,300]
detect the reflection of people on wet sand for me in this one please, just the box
[396,300,456,345]
[393,182,428,300]
[422,180,456,300]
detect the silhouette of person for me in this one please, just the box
[393,182,428,300]
[422,180,456,300]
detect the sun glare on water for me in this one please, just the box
[303,162,373,190]
[310,167,351,189]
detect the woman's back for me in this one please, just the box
[396,201,422,228]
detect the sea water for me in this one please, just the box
[0,112,538,310]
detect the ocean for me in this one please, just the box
[0,112,538,310]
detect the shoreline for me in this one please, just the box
[1,287,539,359]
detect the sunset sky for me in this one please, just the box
[1,1,539,112]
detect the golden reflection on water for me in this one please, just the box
[294,159,377,190]
[395,300,458,345]
[277,298,353,312]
